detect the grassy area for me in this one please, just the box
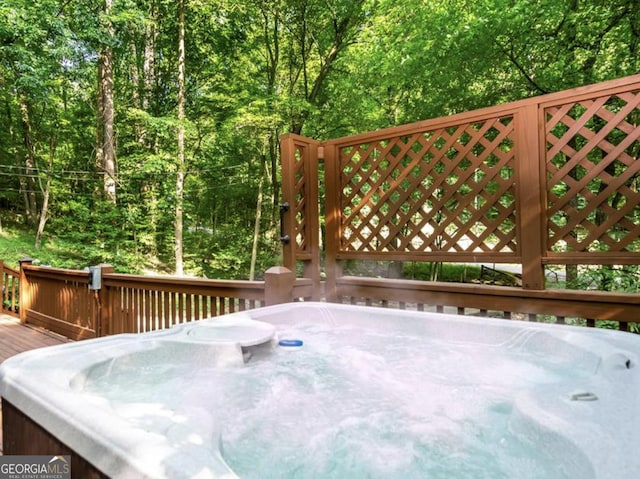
[2,228,65,269]
[0,225,120,270]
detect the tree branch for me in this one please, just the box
[494,39,549,95]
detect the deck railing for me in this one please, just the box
[15,260,309,340]
[18,261,96,339]
[0,261,19,318]
[334,276,640,331]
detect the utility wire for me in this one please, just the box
[0,180,251,196]
[0,162,247,177]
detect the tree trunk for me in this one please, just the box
[175,0,186,276]
[258,3,280,221]
[250,156,266,280]
[143,1,157,111]
[17,97,38,224]
[35,138,55,249]
[290,8,360,134]
[269,129,279,225]
[7,96,30,225]
[99,0,117,203]
[136,0,157,147]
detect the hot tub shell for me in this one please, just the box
[1,302,640,478]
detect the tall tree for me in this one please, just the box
[175,0,187,275]
[1,0,639,277]
[99,0,117,203]
[17,96,38,224]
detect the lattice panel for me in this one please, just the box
[338,116,517,255]
[545,91,640,253]
[292,144,308,253]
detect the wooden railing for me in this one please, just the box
[102,271,263,335]
[280,74,640,330]
[15,260,309,340]
[0,261,19,318]
[19,262,97,339]
[335,276,640,331]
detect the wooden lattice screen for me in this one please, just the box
[280,74,640,296]
[330,115,518,258]
[280,134,321,291]
[543,88,640,262]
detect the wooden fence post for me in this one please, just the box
[517,103,545,289]
[0,260,7,316]
[96,264,114,337]
[18,257,33,324]
[264,266,294,305]
[0,260,4,312]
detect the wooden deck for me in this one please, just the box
[0,314,69,454]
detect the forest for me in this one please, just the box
[0,0,639,279]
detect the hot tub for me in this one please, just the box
[1,302,639,478]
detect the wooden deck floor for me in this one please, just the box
[0,314,69,453]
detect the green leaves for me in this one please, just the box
[1,0,639,276]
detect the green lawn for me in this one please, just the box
[0,226,98,270]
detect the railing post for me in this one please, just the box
[0,260,4,312]
[0,260,10,316]
[96,264,114,337]
[18,257,33,324]
[517,104,546,290]
[264,266,294,305]
[323,141,340,302]
[279,135,298,272]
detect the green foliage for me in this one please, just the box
[0,223,136,271]
[404,262,483,283]
[183,223,280,280]
[0,0,638,280]
[570,265,640,293]
[43,199,147,272]
[342,260,484,283]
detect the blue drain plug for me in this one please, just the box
[279,339,303,349]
